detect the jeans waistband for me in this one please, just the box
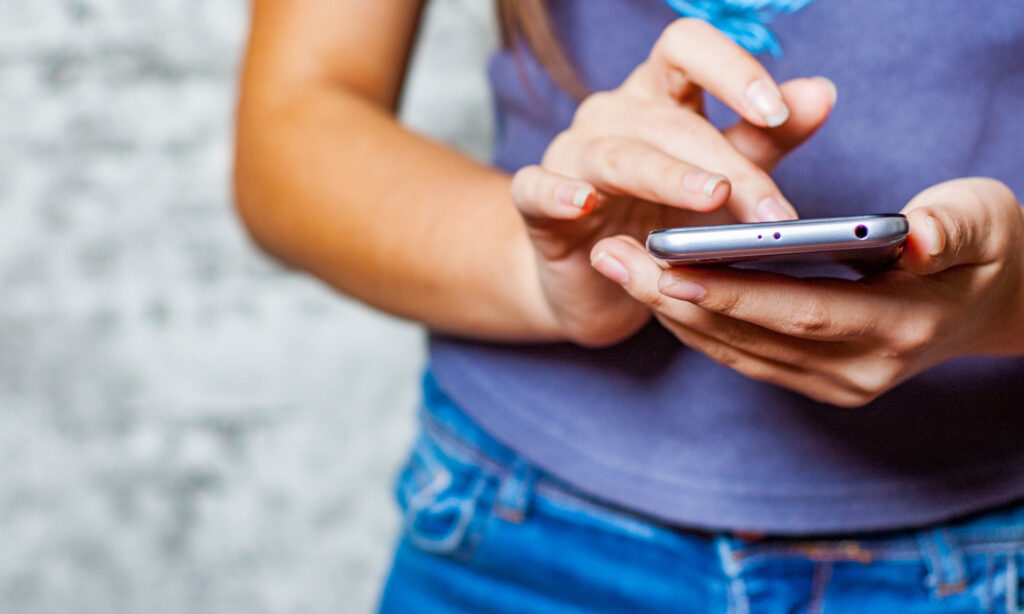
[419,370,1024,576]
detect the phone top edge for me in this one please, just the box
[646,214,909,262]
[647,214,907,237]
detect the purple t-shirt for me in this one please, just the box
[429,0,1024,533]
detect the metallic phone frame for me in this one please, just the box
[647,214,909,271]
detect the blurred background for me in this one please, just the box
[0,1,497,613]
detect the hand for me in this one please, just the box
[510,18,835,347]
[591,177,1024,407]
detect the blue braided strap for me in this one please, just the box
[663,0,816,57]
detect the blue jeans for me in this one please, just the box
[377,375,1024,613]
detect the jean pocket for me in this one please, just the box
[998,552,1024,614]
[394,434,494,559]
[959,548,1024,613]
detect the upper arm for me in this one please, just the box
[239,0,426,112]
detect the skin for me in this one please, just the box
[235,0,553,341]
[592,177,1024,407]
[235,3,1024,407]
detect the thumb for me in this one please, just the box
[900,179,1009,275]
[723,77,836,172]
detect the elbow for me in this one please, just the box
[231,149,262,245]
[231,132,283,262]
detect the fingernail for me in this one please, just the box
[684,171,727,199]
[658,275,706,302]
[924,216,942,256]
[813,76,838,106]
[755,197,797,222]
[746,78,790,127]
[555,184,594,209]
[591,252,629,285]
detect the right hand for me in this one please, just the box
[511,18,836,347]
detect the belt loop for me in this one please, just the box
[715,535,751,614]
[917,526,968,597]
[493,458,537,524]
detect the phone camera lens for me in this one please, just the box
[855,225,868,239]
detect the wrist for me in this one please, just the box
[509,230,571,342]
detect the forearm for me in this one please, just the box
[233,84,563,341]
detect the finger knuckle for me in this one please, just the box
[891,317,938,357]
[841,360,900,402]
[591,138,629,179]
[704,343,743,370]
[716,320,782,363]
[540,132,577,170]
[573,91,616,125]
[662,17,711,45]
[787,298,831,337]
[712,319,749,351]
[830,392,875,409]
[704,290,743,319]
[979,177,1018,208]
[635,285,666,311]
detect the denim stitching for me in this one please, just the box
[422,413,508,478]
[405,475,487,555]
[941,527,969,588]
[425,408,674,541]
[959,529,1024,544]
[983,553,995,614]
[921,527,968,596]
[732,535,1024,565]
[733,540,920,563]
[807,563,833,614]
[716,537,750,614]
[422,390,1024,573]
[533,486,663,542]
[962,543,1024,556]
[1008,554,1022,614]
[494,459,537,523]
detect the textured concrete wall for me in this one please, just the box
[0,1,496,613]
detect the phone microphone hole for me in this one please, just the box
[773,232,781,240]
[854,224,868,239]
[757,234,763,240]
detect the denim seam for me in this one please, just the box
[716,537,750,614]
[807,563,833,614]
[424,407,679,540]
[733,541,919,562]
[939,527,969,591]
[918,528,968,597]
[532,485,667,544]
[403,469,489,558]
[422,414,510,479]
[963,543,1024,555]
[732,535,1024,564]
[494,459,537,523]
[1008,554,1022,614]
[958,528,1024,543]
[983,553,996,613]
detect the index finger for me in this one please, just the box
[656,267,888,341]
[621,18,790,128]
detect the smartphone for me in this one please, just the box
[646,214,909,276]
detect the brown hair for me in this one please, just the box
[496,0,589,101]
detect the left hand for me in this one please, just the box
[590,177,1024,407]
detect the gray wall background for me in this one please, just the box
[0,1,497,613]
